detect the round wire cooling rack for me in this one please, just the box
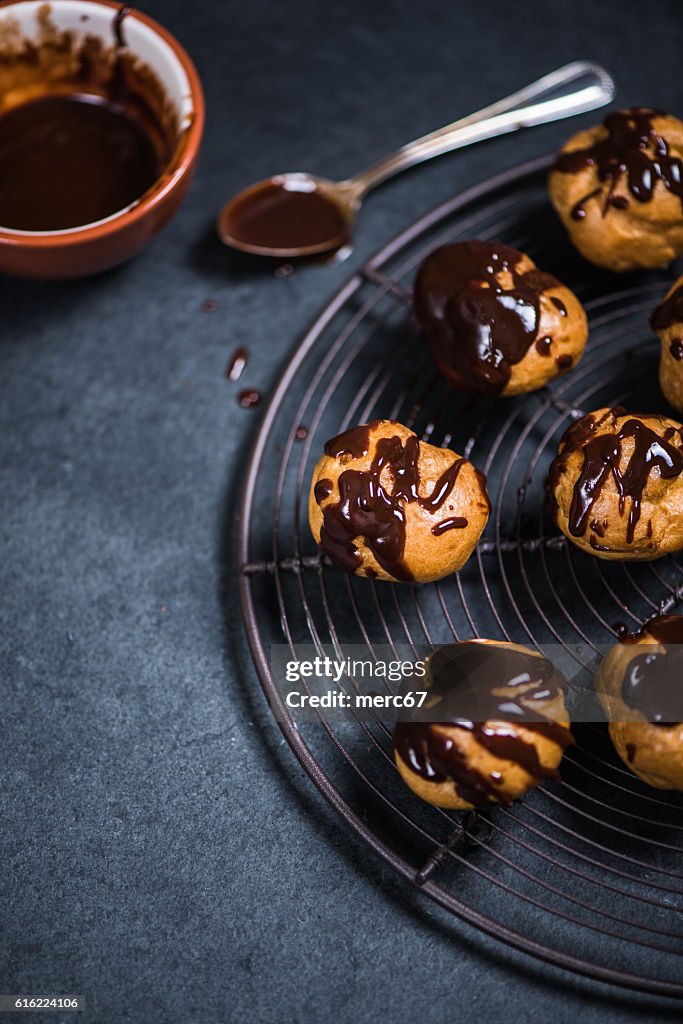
[236,153,683,998]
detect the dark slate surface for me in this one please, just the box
[2,0,683,1021]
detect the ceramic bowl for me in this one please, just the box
[0,0,204,278]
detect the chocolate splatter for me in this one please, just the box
[238,388,261,408]
[226,346,248,382]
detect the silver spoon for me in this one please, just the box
[217,61,615,258]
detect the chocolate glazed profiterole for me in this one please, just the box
[595,615,683,791]
[414,241,587,397]
[651,276,683,414]
[308,420,490,583]
[393,640,574,810]
[548,407,683,559]
[549,108,683,270]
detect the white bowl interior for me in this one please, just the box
[0,1,194,130]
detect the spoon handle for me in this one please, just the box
[345,61,615,198]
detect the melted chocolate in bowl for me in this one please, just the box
[0,94,163,231]
[219,179,350,253]
[0,6,177,233]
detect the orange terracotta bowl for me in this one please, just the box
[0,0,204,278]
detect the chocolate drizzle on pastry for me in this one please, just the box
[414,241,561,397]
[549,409,683,545]
[314,478,334,503]
[324,425,371,460]
[620,615,683,726]
[651,280,683,332]
[393,643,573,808]
[554,108,683,221]
[431,516,468,535]
[316,424,486,581]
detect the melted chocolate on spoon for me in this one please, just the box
[414,241,562,397]
[393,643,573,808]
[218,179,350,253]
[553,108,683,220]
[315,423,488,581]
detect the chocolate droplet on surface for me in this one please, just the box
[226,346,248,382]
[238,388,261,409]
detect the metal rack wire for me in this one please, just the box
[237,154,683,997]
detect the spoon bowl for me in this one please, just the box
[217,172,359,257]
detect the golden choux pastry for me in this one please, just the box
[548,407,683,559]
[549,108,683,271]
[651,275,683,413]
[595,615,683,790]
[393,640,573,810]
[308,420,490,583]
[414,240,587,397]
